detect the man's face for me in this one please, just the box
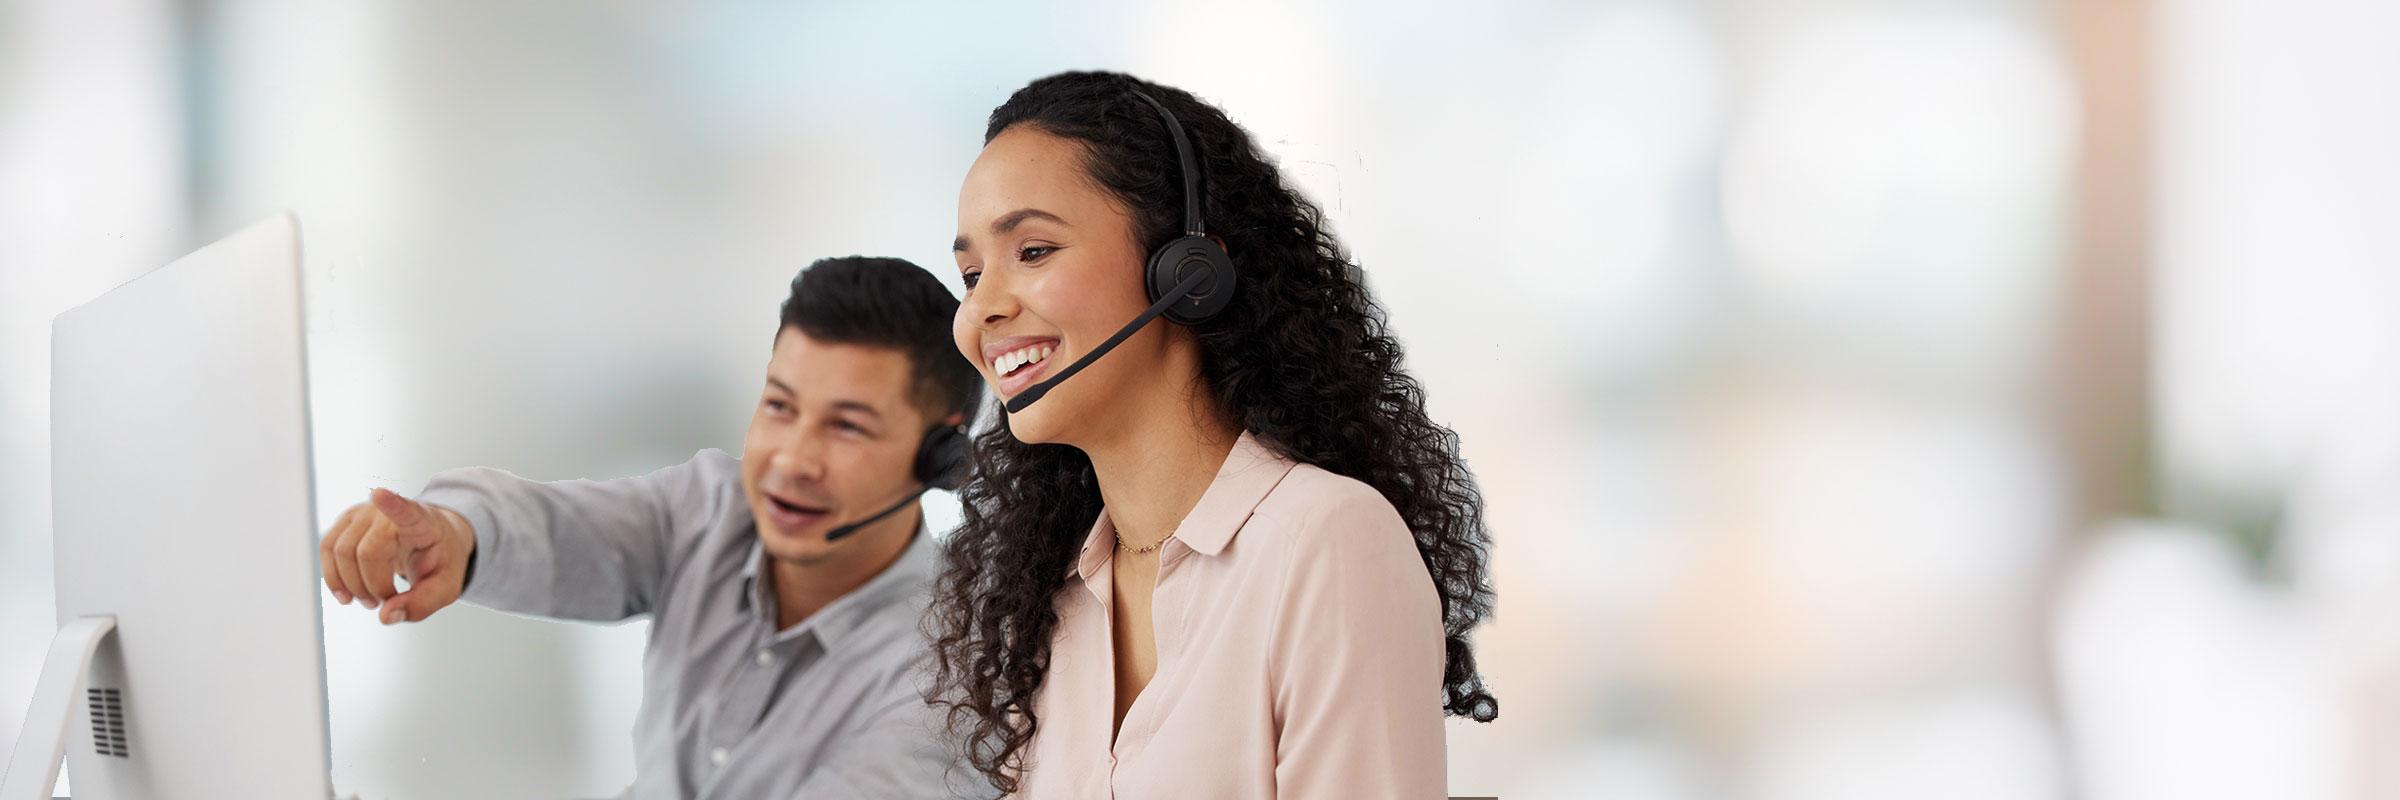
[741,328,932,564]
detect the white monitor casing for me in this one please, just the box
[7,213,332,799]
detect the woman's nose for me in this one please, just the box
[963,271,1015,328]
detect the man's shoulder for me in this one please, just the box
[678,447,744,485]
[638,448,749,513]
[647,449,757,583]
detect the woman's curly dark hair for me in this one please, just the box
[925,71,1497,795]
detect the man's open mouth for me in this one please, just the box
[764,493,830,529]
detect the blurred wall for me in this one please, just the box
[4,1,2392,798]
[0,0,188,789]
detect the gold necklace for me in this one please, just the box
[1115,529,1174,554]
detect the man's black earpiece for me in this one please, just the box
[824,422,970,542]
[912,423,970,491]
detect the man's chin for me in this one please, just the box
[757,523,838,565]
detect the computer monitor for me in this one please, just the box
[3,213,332,799]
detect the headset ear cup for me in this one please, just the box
[1146,236,1237,325]
[914,424,971,491]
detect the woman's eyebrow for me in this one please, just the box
[991,207,1068,234]
[953,207,1071,253]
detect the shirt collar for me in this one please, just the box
[1073,430,1298,581]
[741,517,939,651]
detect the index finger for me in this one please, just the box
[321,504,365,603]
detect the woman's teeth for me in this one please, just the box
[995,344,1054,377]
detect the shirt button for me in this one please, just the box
[755,649,774,667]
[710,747,729,766]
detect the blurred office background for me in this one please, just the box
[4,0,2395,797]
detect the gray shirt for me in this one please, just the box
[418,449,975,799]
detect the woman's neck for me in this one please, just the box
[1080,378,1241,551]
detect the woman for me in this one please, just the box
[931,71,1497,798]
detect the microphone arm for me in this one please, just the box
[822,486,931,542]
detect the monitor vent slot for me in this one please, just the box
[87,687,128,758]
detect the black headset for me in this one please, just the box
[1002,89,1238,414]
[912,421,970,491]
[824,419,969,542]
[1129,89,1238,325]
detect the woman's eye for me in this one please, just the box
[835,420,869,435]
[763,399,790,414]
[1017,245,1054,262]
[961,269,981,289]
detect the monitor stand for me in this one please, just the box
[2,615,118,800]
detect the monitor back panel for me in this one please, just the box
[49,213,331,798]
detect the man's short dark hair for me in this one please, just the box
[779,256,982,421]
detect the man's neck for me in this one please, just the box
[766,508,919,631]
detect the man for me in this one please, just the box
[319,256,980,798]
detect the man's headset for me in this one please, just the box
[1001,89,1238,414]
[822,422,969,542]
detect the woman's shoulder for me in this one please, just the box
[1246,463,1414,559]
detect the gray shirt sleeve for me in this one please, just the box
[415,450,738,622]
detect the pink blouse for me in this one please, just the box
[1015,431,1449,798]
